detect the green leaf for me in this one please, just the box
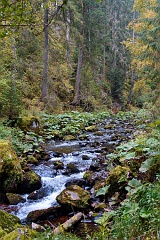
[95,185,110,197]
[139,158,155,173]
[140,209,151,218]
[120,152,136,161]
[95,211,115,226]
[128,178,141,188]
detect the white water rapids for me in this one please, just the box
[13,146,96,221]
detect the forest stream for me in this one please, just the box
[0,118,135,237]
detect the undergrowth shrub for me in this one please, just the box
[110,182,160,239]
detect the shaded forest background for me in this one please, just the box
[0,0,159,117]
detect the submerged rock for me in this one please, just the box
[56,185,91,209]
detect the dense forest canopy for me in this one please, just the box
[0,0,159,116]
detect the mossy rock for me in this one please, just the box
[83,170,93,181]
[52,130,60,138]
[104,124,114,129]
[56,185,91,209]
[94,180,106,195]
[79,134,88,140]
[83,170,97,186]
[19,170,42,193]
[85,125,98,132]
[63,135,76,141]
[0,210,20,233]
[0,140,23,193]
[66,163,80,173]
[6,193,26,205]
[17,116,39,133]
[105,166,130,194]
[1,227,37,240]
[106,166,130,185]
[53,161,64,170]
[27,155,38,165]
[94,131,104,136]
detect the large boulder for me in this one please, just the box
[56,185,91,209]
[0,210,38,239]
[19,170,42,193]
[0,140,23,193]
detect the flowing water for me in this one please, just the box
[13,142,98,221]
[8,119,134,222]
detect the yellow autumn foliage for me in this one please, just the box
[133,80,151,98]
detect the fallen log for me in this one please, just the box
[53,212,83,235]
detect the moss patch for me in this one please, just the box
[0,210,20,233]
[17,116,39,133]
[1,228,37,240]
[0,140,23,192]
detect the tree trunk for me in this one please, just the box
[66,9,71,63]
[42,0,49,101]
[73,44,83,104]
[72,1,85,104]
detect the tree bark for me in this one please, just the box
[42,0,49,101]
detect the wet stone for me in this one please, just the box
[53,161,64,170]
[52,152,63,157]
[72,151,80,156]
[27,188,47,200]
[26,206,64,223]
[65,179,86,188]
[82,155,90,160]
[66,163,80,174]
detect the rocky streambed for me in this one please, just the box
[0,117,135,238]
